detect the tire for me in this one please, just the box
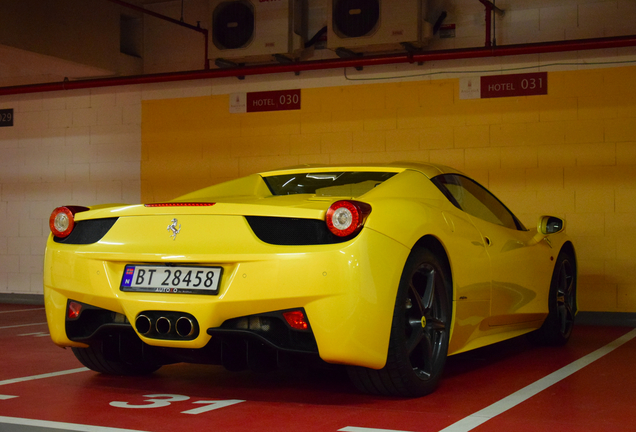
[528,249,577,346]
[72,340,162,376]
[348,247,451,397]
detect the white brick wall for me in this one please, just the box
[1,0,635,297]
[0,87,142,296]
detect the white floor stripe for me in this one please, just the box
[438,328,636,432]
[340,328,636,432]
[0,322,48,330]
[0,416,150,432]
[0,367,89,386]
[0,395,18,400]
[0,308,45,314]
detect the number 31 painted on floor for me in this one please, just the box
[110,394,245,414]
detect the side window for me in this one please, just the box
[432,174,523,231]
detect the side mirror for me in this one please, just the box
[538,216,565,235]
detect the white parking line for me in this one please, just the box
[0,367,89,386]
[0,416,151,432]
[0,322,48,330]
[340,328,636,432]
[440,328,636,432]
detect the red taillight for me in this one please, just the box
[67,301,82,320]
[283,310,309,330]
[49,206,88,238]
[325,200,372,237]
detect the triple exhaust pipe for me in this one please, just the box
[135,312,198,340]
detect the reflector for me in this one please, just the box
[283,310,309,330]
[67,301,82,320]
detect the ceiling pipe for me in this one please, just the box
[478,0,505,48]
[1,34,635,96]
[106,0,209,70]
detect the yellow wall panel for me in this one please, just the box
[385,129,421,152]
[290,133,322,155]
[616,142,636,165]
[353,131,386,153]
[465,147,501,169]
[615,188,636,213]
[500,146,538,169]
[490,123,530,147]
[605,117,636,142]
[385,82,421,109]
[331,109,364,132]
[363,108,397,131]
[539,96,578,122]
[500,97,542,124]
[454,124,490,148]
[488,168,526,191]
[429,148,465,169]
[420,127,454,150]
[564,120,605,144]
[320,132,353,154]
[618,284,636,312]
[575,188,615,213]
[141,66,636,312]
[525,167,564,190]
[419,81,455,106]
[300,111,332,134]
[578,283,617,312]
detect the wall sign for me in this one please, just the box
[0,108,13,127]
[230,89,301,113]
[460,72,548,100]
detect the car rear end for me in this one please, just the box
[43,167,412,370]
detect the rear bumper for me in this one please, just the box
[44,226,409,369]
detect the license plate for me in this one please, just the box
[120,265,222,295]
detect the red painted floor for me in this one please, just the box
[1,303,634,432]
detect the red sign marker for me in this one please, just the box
[480,72,547,98]
[246,89,301,113]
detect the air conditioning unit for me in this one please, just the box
[209,0,307,64]
[327,0,432,53]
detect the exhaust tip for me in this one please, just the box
[155,316,171,335]
[176,316,195,337]
[135,314,152,335]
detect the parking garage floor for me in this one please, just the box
[1,302,635,432]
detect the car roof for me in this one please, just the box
[260,162,462,179]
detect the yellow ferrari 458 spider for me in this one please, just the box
[44,162,576,397]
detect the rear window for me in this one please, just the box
[263,172,397,196]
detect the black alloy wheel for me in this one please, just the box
[529,249,577,346]
[348,247,451,397]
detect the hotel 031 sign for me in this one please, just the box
[460,72,548,99]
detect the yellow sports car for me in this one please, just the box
[44,162,576,397]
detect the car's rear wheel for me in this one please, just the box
[348,247,451,397]
[72,340,162,376]
[528,249,577,346]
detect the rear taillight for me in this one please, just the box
[49,206,88,238]
[325,200,372,237]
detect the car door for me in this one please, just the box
[432,174,553,327]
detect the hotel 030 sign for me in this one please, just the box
[230,89,301,113]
